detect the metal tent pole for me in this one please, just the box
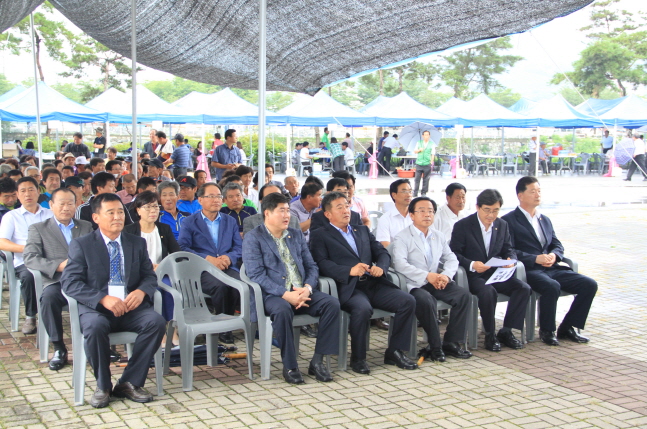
[30,14,43,167]
[131,0,138,179]
[257,0,267,185]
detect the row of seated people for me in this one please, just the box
[0,173,597,408]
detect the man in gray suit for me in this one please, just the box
[391,197,472,362]
[24,188,93,371]
[242,183,300,236]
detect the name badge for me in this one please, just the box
[108,284,126,300]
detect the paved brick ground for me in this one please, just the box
[1,174,646,428]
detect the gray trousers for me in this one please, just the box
[528,152,537,176]
[413,164,432,196]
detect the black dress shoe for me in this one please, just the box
[300,324,318,338]
[90,388,111,408]
[442,342,472,359]
[623,178,631,181]
[282,367,305,384]
[557,326,589,343]
[308,361,333,382]
[497,330,524,349]
[350,358,370,375]
[372,318,389,331]
[384,348,418,370]
[112,381,154,403]
[539,329,560,346]
[418,345,446,362]
[484,333,501,352]
[109,347,122,363]
[219,331,235,344]
[48,349,68,371]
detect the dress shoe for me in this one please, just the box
[219,331,235,344]
[109,347,122,363]
[300,324,318,338]
[112,381,154,403]
[539,329,560,346]
[372,318,389,331]
[89,388,111,408]
[48,349,68,371]
[308,361,333,382]
[557,326,589,343]
[442,342,472,359]
[282,367,305,384]
[484,333,501,352]
[623,178,631,181]
[384,348,418,370]
[497,330,524,349]
[22,318,36,335]
[418,345,445,362]
[350,357,370,374]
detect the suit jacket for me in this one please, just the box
[501,207,565,271]
[60,229,158,315]
[391,224,458,291]
[449,213,516,279]
[309,209,361,233]
[242,213,300,236]
[310,222,392,305]
[243,226,318,298]
[177,211,242,271]
[123,221,181,260]
[24,217,94,287]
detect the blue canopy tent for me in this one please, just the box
[438,94,537,127]
[599,95,647,129]
[0,85,26,104]
[522,94,600,128]
[576,97,625,118]
[509,97,538,115]
[367,92,458,128]
[279,91,374,127]
[359,95,392,115]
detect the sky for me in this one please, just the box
[0,0,644,102]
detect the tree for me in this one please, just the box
[329,81,362,110]
[488,88,522,107]
[144,77,221,103]
[51,81,104,104]
[0,73,16,96]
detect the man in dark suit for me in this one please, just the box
[309,178,362,232]
[61,193,166,408]
[178,183,242,344]
[310,192,418,374]
[24,188,93,371]
[243,193,340,384]
[450,189,531,352]
[502,177,597,346]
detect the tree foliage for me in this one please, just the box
[488,88,522,107]
[0,73,16,96]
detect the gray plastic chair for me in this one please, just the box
[156,252,254,391]
[239,264,331,380]
[2,251,22,332]
[63,290,164,406]
[502,154,518,175]
[368,210,383,235]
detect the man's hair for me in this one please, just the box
[197,182,221,198]
[78,171,93,181]
[131,190,160,210]
[326,177,349,192]
[17,176,39,190]
[383,131,389,136]
[25,166,40,176]
[73,132,82,139]
[121,173,136,184]
[516,176,539,195]
[222,182,243,198]
[89,157,105,169]
[259,183,281,200]
[389,178,411,202]
[214,133,221,139]
[194,169,207,178]
[332,170,355,185]
[91,172,116,194]
[330,137,338,144]
[265,163,274,174]
[8,169,23,178]
[408,196,436,214]
[322,191,347,212]
[53,159,63,167]
[235,165,253,177]
[42,168,62,182]
[41,162,55,170]
[105,160,122,171]
[346,132,351,137]
[91,192,122,214]
[422,130,430,135]
[342,142,348,148]
[445,182,467,198]
[303,175,324,187]
[62,165,75,173]
[224,174,242,184]
[261,192,290,214]
[156,131,167,139]
[224,129,236,140]
[300,182,323,199]
[476,189,503,207]
[302,141,309,147]
[0,177,17,194]
[107,147,118,154]
[137,176,157,192]
[157,180,179,195]
[324,127,328,132]
[393,134,398,138]
[284,176,297,185]
[51,187,76,203]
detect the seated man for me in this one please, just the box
[450,189,531,352]
[242,183,300,236]
[176,175,201,214]
[24,188,93,370]
[284,176,300,200]
[178,183,242,344]
[61,193,166,408]
[391,197,472,361]
[310,192,418,374]
[219,182,257,234]
[38,168,62,209]
[375,179,413,247]
[433,182,466,242]
[243,193,340,384]
[289,181,323,243]
[309,178,361,232]
[502,177,597,345]
[76,172,133,230]
[0,177,19,222]
[115,174,137,204]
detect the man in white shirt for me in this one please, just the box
[391,197,472,362]
[624,134,647,181]
[342,142,354,168]
[528,136,538,176]
[433,182,466,241]
[375,179,413,248]
[0,177,53,334]
[299,141,313,175]
[377,133,401,175]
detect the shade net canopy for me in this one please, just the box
[0,0,592,94]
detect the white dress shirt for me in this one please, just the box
[375,206,412,243]
[519,206,546,247]
[633,138,646,156]
[383,136,401,150]
[100,231,125,280]
[433,204,465,242]
[469,216,492,272]
[0,205,53,267]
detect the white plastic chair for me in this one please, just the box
[2,251,22,332]
[368,211,383,235]
[156,252,254,391]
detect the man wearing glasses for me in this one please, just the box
[375,179,413,248]
[450,189,531,352]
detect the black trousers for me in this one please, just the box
[626,154,647,180]
[263,290,340,369]
[15,264,37,317]
[342,277,416,359]
[528,152,537,176]
[602,147,612,154]
[332,155,345,172]
[79,301,166,391]
[201,269,241,315]
[410,281,471,348]
[377,147,393,174]
[40,283,68,344]
[468,274,531,334]
[413,164,432,196]
[172,167,188,178]
[526,267,597,332]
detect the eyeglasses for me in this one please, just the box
[479,207,500,215]
[414,210,435,215]
[201,195,223,200]
[141,204,161,211]
[398,189,413,194]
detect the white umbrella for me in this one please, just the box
[398,121,442,152]
[635,125,647,133]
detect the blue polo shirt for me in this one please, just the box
[177,199,202,214]
[170,144,193,168]
[213,144,242,180]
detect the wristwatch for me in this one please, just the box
[304,284,313,295]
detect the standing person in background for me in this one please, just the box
[377,131,389,153]
[412,130,435,197]
[21,141,36,157]
[236,142,247,165]
[342,132,354,151]
[155,131,174,162]
[213,133,223,148]
[377,133,401,176]
[624,134,647,181]
[211,129,242,181]
[93,127,106,159]
[143,129,158,159]
[600,129,614,154]
[321,127,330,150]
[64,133,92,159]
[528,136,538,177]
[330,137,345,172]
[164,134,192,178]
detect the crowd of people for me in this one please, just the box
[0,130,599,409]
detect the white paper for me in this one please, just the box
[108,285,126,300]
[485,267,516,285]
[485,257,517,267]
